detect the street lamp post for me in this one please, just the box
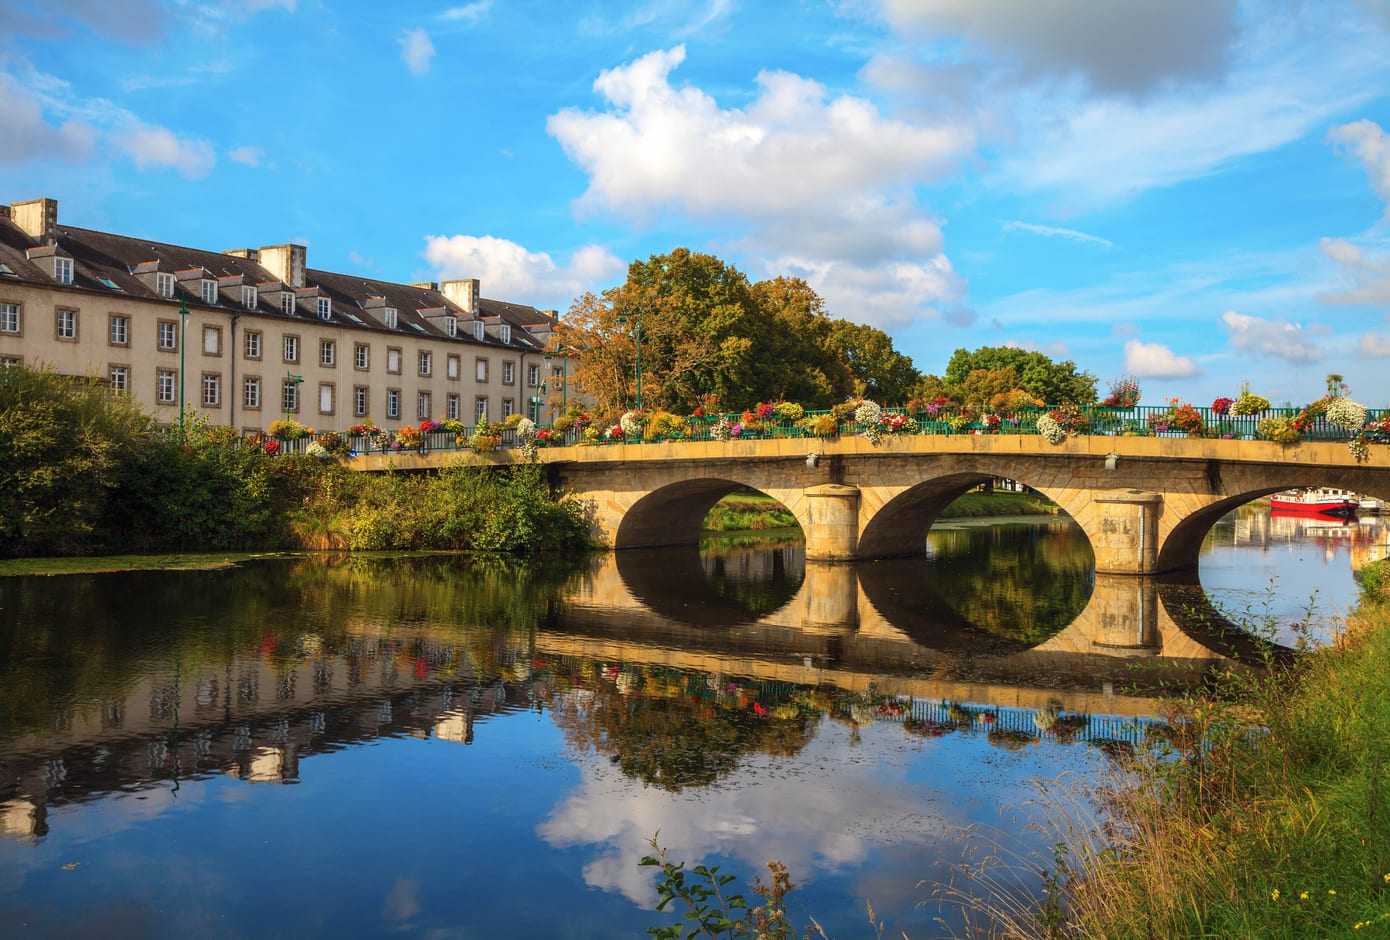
[543,350,568,414]
[285,371,303,422]
[616,314,642,411]
[178,300,189,442]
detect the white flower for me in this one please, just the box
[1036,414,1067,445]
[854,399,882,426]
[620,410,643,437]
[515,417,537,442]
[1350,437,1370,462]
[710,416,732,442]
[305,441,330,459]
[1325,397,1367,433]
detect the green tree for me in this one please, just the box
[826,320,919,403]
[943,346,1097,405]
[0,365,152,556]
[748,276,853,407]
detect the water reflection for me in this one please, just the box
[0,518,1324,938]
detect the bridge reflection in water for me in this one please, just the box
[0,550,1256,842]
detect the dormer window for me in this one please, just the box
[157,272,175,298]
[474,321,485,341]
[317,297,331,320]
[500,324,511,344]
[384,307,398,329]
[444,316,457,338]
[242,286,257,309]
[281,293,295,316]
[54,257,73,285]
[201,279,218,304]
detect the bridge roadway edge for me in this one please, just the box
[347,434,1390,574]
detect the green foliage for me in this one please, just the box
[824,319,918,404]
[943,346,1098,405]
[1361,559,1390,600]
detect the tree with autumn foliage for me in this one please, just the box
[551,248,917,419]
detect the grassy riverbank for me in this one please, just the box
[1050,576,1390,938]
[703,489,1056,531]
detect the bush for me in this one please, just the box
[1258,416,1301,444]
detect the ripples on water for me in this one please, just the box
[0,510,1376,937]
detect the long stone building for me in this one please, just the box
[0,197,567,432]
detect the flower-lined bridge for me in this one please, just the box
[348,431,1390,575]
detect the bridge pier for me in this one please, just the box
[1091,490,1163,575]
[804,483,861,561]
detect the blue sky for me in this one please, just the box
[4,0,1390,407]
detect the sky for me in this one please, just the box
[3,0,1390,407]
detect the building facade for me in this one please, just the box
[0,197,569,432]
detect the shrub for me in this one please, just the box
[1258,416,1301,443]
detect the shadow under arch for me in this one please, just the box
[856,472,1083,560]
[612,478,805,551]
[613,543,805,628]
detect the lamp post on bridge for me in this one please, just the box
[543,349,568,415]
[177,299,189,443]
[615,313,642,411]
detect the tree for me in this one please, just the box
[748,276,853,408]
[826,321,919,403]
[943,346,1097,405]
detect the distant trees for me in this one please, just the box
[941,346,1098,406]
[553,248,919,417]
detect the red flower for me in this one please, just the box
[263,439,280,456]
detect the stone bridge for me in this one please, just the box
[352,433,1390,574]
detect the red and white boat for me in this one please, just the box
[1269,487,1360,517]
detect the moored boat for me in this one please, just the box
[1269,487,1359,517]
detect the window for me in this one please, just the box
[203,325,222,356]
[56,308,77,340]
[418,350,432,376]
[202,373,221,407]
[417,392,430,420]
[353,385,368,417]
[446,393,460,420]
[108,365,129,395]
[503,361,515,385]
[109,315,128,346]
[319,383,334,415]
[320,339,336,367]
[500,324,511,344]
[444,316,457,338]
[242,285,258,309]
[283,334,299,363]
[0,355,21,367]
[447,354,459,379]
[156,369,176,404]
[475,396,488,423]
[317,297,331,320]
[201,280,218,304]
[0,302,18,333]
[354,344,370,370]
[528,364,540,387]
[158,319,178,351]
[386,388,400,419]
[473,321,485,341]
[156,272,175,298]
[281,292,296,316]
[244,376,261,410]
[384,307,398,329]
[387,347,401,374]
[475,358,488,382]
[282,378,299,413]
[245,330,262,359]
[54,257,72,285]
[502,398,514,418]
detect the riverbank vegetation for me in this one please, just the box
[702,489,1057,533]
[0,365,589,558]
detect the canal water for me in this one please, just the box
[0,508,1380,938]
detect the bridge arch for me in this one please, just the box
[610,472,812,551]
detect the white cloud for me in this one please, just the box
[1318,237,1390,309]
[110,121,215,178]
[228,145,262,167]
[878,0,1239,97]
[1002,220,1113,248]
[0,72,95,164]
[441,1,491,22]
[423,234,624,309]
[1358,333,1390,357]
[547,46,974,328]
[1221,310,1326,363]
[1123,339,1201,378]
[0,0,169,42]
[399,27,436,76]
[1328,119,1390,212]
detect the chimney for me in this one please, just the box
[409,281,439,291]
[224,248,260,261]
[441,278,479,314]
[258,243,307,288]
[12,198,58,245]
